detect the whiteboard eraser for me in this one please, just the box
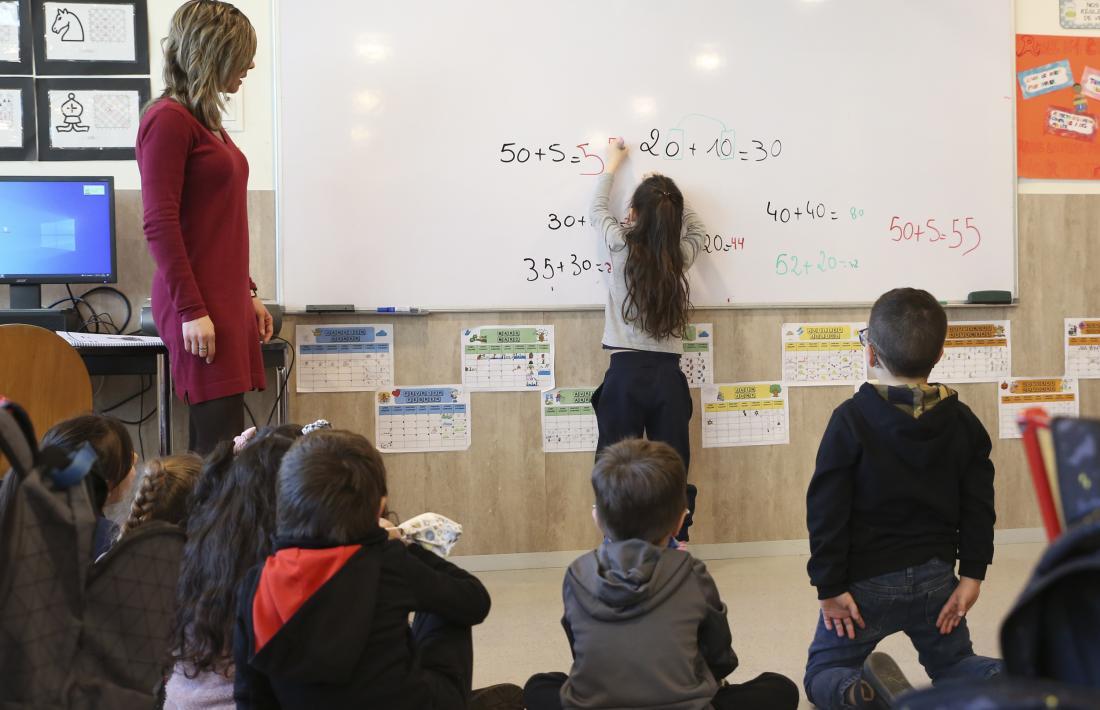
[966,290,1012,304]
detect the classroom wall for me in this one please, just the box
[284,190,1100,555]
[1,1,1093,554]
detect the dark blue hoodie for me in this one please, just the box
[807,383,996,600]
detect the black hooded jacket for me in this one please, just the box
[807,383,996,599]
[232,527,490,709]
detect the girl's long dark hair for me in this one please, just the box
[621,175,692,339]
[173,429,297,675]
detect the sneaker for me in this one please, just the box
[470,682,525,710]
[860,652,914,708]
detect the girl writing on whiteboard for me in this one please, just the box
[590,138,706,541]
[137,0,272,455]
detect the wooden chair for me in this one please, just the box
[0,324,92,472]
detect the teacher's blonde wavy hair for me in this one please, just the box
[154,0,255,130]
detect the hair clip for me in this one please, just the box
[302,419,332,435]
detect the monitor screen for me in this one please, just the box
[0,177,116,284]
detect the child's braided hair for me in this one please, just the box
[120,453,202,536]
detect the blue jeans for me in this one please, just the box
[804,558,1004,709]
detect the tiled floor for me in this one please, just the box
[470,543,1046,708]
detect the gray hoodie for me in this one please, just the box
[559,539,738,709]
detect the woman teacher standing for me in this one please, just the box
[137,0,272,455]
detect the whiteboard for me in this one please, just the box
[275,0,1016,311]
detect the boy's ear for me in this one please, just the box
[378,495,388,519]
[934,346,945,366]
[867,343,879,368]
[591,505,608,537]
[672,509,688,541]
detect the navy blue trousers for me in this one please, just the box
[592,351,696,539]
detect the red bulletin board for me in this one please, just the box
[1017,34,1100,179]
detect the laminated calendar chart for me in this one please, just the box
[781,323,866,386]
[998,377,1080,440]
[461,325,554,391]
[296,324,394,392]
[680,323,714,387]
[376,386,471,453]
[1064,318,1100,378]
[541,387,598,453]
[929,321,1011,383]
[701,382,789,448]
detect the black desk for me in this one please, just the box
[77,341,290,455]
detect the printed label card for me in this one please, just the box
[929,321,1011,383]
[680,323,714,387]
[1046,106,1097,141]
[1061,0,1100,29]
[376,386,471,453]
[781,322,866,386]
[461,325,554,391]
[1065,318,1100,378]
[701,382,789,448]
[541,387,598,453]
[1081,66,1100,100]
[998,377,1080,440]
[296,324,394,393]
[1018,60,1074,99]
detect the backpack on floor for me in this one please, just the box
[0,398,186,709]
[999,517,1100,687]
[0,398,98,708]
[898,677,1100,710]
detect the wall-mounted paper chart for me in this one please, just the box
[929,321,1011,384]
[998,377,1080,440]
[701,382,789,448]
[376,386,471,453]
[296,324,394,393]
[461,325,554,391]
[681,323,714,387]
[1065,318,1100,378]
[541,387,598,453]
[781,323,866,386]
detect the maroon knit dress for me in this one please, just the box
[136,99,265,404]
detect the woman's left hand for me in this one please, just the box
[253,297,274,343]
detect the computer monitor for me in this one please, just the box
[0,176,117,309]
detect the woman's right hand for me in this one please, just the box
[605,137,628,173]
[182,315,216,363]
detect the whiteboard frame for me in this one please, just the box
[271,0,1020,312]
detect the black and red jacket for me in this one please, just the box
[232,527,490,709]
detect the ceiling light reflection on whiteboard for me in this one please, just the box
[355,35,391,63]
[633,97,656,116]
[694,51,723,72]
[351,126,371,144]
[355,90,382,114]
